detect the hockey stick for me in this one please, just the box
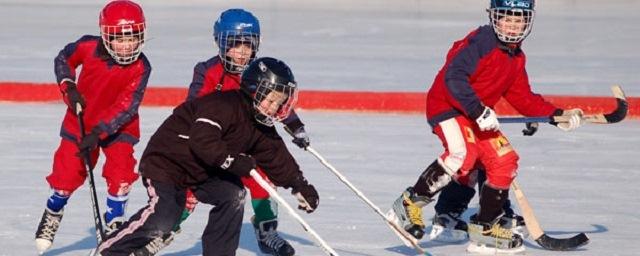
[249,170,339,256]
[498,85,628,124]
[305,146,431,256]
[76,104,107,245]
[511,181,589,250]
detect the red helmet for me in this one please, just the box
[99,0,146,65]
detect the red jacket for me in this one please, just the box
[426,25,558,127]
[54,35,151,143]
[187,56,304,131]
[187,56,241,100]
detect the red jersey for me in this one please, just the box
[54,35,151,143]
[426,25,559,127]
[187,56,304,131]
[187,56,241,99]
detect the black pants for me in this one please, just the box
[435,170,514,216]
[99,173,245,256]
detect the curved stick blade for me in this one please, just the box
[535,233,589,251]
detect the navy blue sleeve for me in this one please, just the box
[187,61,207,101]
[444,26,496,120]
[54,35,95,84]
[282,110,304,132]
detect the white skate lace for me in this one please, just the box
[141,231,176,255]
[143,236,166,254]
[37,212,62,241]
[261,229,287,251]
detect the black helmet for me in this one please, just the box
[240,57,298,126]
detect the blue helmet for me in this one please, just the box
[213,9,261,73]
[488,0,535,43]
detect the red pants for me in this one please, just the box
[240,167,271,200]
[46,139,139,196]
[433,116,519,189]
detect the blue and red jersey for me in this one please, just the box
[187,56,241,100]
[54,35,151,143]
[426,25,559,127]
[187,56,304,130]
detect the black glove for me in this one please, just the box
[77,128,101,157]
[224,154,255,177]
[522,122,538,136]
[290,126,310,149]
[62,80,85,114]
[284,124,310,149]
[290,177,319,213]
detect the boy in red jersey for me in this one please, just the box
[34,1,151,254]
[389,0,583,254]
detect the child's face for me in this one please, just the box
[257,90,287,117]
[226,43,253,67]
[109,36,141,57]
[497,15,526,39]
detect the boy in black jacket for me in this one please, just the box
[98,57,318,256]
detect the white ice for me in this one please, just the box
[1,0,639,255]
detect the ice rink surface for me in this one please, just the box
[1,104,639,255]
[0,0,639,255]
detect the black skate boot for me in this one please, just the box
[429,211,468,242]
[253,218,295,256]
[105,215,125,236]
[132,228,181,256]
[35,208,64,254]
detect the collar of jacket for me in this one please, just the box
[496,40,522,56]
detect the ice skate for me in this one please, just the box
[253,218,295,256]
[35,208,64,254]
[389,187,432,240]
[132,228,181,256]
[466,215,525,255]
[428,212,468,242]
[105,215,125,236]
[500,213,528,239]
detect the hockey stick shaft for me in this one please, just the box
[76,104,106,245]
[511,180,589,250]
[510,181,545,239]
[306,147,430,255]
[249,170,339,256]
[499,85,628,124]
[498,117,550,123]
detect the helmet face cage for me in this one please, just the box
[216,31,260,74]
[252,79,298,126]
[489,6,535,43]
[101,23,145,65]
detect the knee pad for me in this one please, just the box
[484,152,519,189]
[414,160,453,198]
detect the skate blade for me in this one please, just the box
[467,242,525,255]
[385,209,419,247]
[428,225,468,243]
[35,238,52,255]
